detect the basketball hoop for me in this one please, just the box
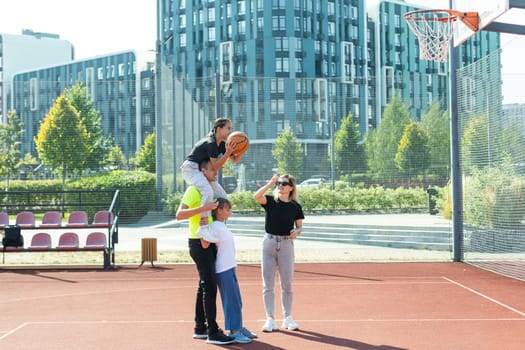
[404,9,479,62]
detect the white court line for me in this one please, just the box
[2,317,524,341]
[443,277,525,317]
[0,285,195,304]
[0,279,450,304]
[0,323,28,341]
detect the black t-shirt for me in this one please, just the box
[262,195,305,236]
[186,135,226,163]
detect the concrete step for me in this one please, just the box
[227,217,452,251]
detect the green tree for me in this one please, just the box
[34,94,90,183]
[65,83,109,170]
[395,121,430,177]
[105,145,127,170]
[334,112,366,176]
[0,110,24,184]
[365,94,411,179]
[131,130,156,173]
[19,153,39,178]
[420,103,450,177]
[462,115,489,174]
[501,123,525,166]
[272,128,303,178]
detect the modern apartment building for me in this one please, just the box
[156,0,369,191]
[11,50,156,160]
[0,29,73,123]
[156,0,501,191]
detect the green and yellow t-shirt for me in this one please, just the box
[181,186,213,239]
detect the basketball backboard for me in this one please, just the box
[453,0,509,46]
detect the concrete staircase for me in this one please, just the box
[134,212,452,251]
[227,218,452,251]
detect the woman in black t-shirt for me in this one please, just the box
[253,174,304,333]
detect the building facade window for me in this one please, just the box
[382,66,394,106]
[220,41,233,83]
[143,113,153,127]
[272,16,285,31]
[275,37,289,51]
[275,57,289,73]
[29,78,38,111]
[238,0,246,15]
[86,67,95,101]
[272,0,286,10]
[238,20,246,35]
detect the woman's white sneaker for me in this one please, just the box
[282,316,299,330]
[261,317,278,332]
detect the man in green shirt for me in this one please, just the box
[176,159,234,345]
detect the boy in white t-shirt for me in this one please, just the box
[201,197,257,344]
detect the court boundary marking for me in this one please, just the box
[1,267,524,347]
[2,316,524,342]
[443,276,525,317]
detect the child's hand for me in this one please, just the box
[199,216,208,226]
[200,238,210,249]
[225,139,235,156]
[203,200,218,213]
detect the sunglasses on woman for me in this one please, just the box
[276,181,292,186]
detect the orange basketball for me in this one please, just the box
[227,131,250,155]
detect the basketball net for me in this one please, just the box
[404,10,479,63]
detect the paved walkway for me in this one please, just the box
[116,213,453,262]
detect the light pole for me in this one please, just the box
[329,89,335,190]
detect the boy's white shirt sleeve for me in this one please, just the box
[199,221,220,243]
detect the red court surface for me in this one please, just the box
[1,262,524,349]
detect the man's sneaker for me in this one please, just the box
[206,329,235,345]
[230,331,252,344]
[192,329,208,339]
[261,317,278,332]
[282,316,299,331]
[240,327,258,339]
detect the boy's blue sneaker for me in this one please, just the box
[230,331,252,344]
[240,327,258,339]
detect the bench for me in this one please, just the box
[1,210,116,269]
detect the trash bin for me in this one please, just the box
[140,237,157,267]
[426,188,438,215]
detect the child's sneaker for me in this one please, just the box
[240,327,258,339]
[230,331,252,344]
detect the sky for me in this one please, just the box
[0,0,157,59]
[1,0,523,103]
